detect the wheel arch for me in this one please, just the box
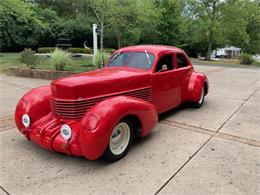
[79,96,158,160]
[183,72,208,102]
[121,114,142,139]
[15,86,51,133]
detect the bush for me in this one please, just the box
[240,54,255,65]
[51,48,71,71]
[93,51,110,68]
[37,47,56,53]
[20,48,37,69]
[67,47,92,54]
[104,48,116,54]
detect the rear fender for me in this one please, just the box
[15,86,51,134]
[79,96,158,160]
[183,72,208,102]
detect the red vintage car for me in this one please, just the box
[15,45,208,162]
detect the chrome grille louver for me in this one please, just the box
[50,87,152,119]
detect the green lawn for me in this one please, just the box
[1,53,259,74]
[190,57,260,67]
[0,53,96,73]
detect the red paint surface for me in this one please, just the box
[15,45,208,160]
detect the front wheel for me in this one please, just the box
[103,119,133,162]
[192,86,205,108]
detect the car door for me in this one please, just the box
[151,52,181,113]
[173,52,194,102]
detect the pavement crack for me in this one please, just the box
[156,115,260,194]
[0,186,10,195]
[155,136,212,195]
[217,88,258,132]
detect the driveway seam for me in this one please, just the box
[155,136,212,195]
[155,88,259,194]
[217,88,258,131]
[0,186,10,195]
[162,120,260,148]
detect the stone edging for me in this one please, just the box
[9,67,80,80]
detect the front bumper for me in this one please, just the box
[23,113,83,157]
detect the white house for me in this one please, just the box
[212,46,241,59]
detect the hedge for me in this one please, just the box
[37,47,92,54]
[67,47,92,54]
[38,47,56,53]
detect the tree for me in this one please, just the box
[152,0,188,47]
[187,0,224,59]
[87,0,111,51]
[107,0,141,48]
[0,0,47,50]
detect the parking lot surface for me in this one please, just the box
[0,65,259,195]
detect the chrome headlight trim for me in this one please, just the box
[22,114,30,127]
[60,124,72,140]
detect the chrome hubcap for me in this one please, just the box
[109,122,130,155]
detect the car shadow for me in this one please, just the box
[158,103,192,122]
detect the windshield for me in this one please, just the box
[107,51,155,70]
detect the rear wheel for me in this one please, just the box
[103,119,133,162]
[192,86,205,108]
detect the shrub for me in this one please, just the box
[20,48,37,69]
[51,48,71,71]
[37,47,56,53]
[93,51,110,68]
[67,47,92,54]
[240,54,255,65]
[104,48,116,54]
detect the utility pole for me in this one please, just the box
[93,24,98,57]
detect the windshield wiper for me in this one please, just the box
[108,50,122,64]
[145,50,151,65]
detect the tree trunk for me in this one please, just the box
[100,23,104,52]
[117,39,121,49]
[206,29,213,60]
[116,33,121,49]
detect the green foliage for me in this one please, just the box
[104,48,116,54]
[93,51,110,68]
[38,47,92,54]
[67,47,92,54]
[20,48,37,68]
[0,0,56,50]
[1,0,260,57]
[37,47,56,53]
[240,54,255,65]
[51,48,71,70]
[0,53,96,73]
[151,0,188,46]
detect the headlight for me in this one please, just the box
[60,124,72,140]
[22,114,30,127]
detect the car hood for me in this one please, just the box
[51,67,151,99]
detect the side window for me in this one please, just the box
[177,54,188,68]
[156,54,173,72]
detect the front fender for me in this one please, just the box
[183,72,208,102]
[78,96,158,160]
[15,86,51,134]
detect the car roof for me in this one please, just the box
[119,45,184,55]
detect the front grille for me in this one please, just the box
[50,87,152,119]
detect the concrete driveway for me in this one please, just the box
[0,65,259,195]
